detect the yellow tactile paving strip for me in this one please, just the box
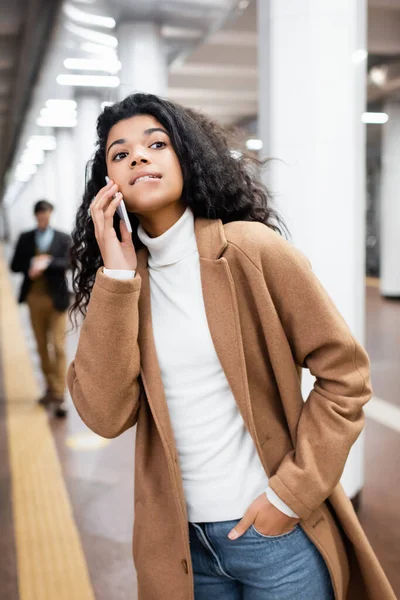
[366,276,380,288]
[0,247,95,600]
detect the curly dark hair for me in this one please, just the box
[70,92,286,322]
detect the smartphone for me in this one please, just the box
[105,176,132,233]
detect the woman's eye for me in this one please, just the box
[113,151,128,161]
[150,141,166,149]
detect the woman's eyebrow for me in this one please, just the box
[107,138,126,157]
[143,127,169,137]
[106,128,169,156]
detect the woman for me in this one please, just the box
[68,93,395,600]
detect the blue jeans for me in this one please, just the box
[189,519,334,599]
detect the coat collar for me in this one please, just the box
[136,216,227,270]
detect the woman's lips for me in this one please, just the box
[129,173,162,185]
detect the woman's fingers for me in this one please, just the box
[88,180,137,270]
[90,181,116,216]
[94,183,118,212]
[228,507,255,540]
[90,181,118,238]
[103,193,122,228]
[120,218,133,245]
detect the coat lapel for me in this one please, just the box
[195,219,255,438]
[27,231,36,255]
[135,216,255,462]
[136,263,178,463]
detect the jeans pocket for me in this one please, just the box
[250,523,300,540]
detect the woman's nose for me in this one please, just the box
[131,157,149,167]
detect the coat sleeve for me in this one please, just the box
[10,234,31,274]
[67,268,142,439]
[262,237,372,520]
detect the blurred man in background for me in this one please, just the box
[10,200,71,417]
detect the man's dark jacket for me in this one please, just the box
[10,230,71,312]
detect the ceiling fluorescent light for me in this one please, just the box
[161,26,203,40]
[362,112,388,124]
[15,174,32,183]
[246,138,263,151]
[21,148,45,165]
[46,99,77,110]
[40,108,77,119]
[64,58,121,73]
[63,3,116,29]
[16,163,37,176]
[369,66,387,87]
[57,74,120,87]
[27,136,57,151]
[37,117,77,128]
[65,22,118,48]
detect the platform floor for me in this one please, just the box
[1,253,399,600]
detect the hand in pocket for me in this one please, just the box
[228,493,299,540]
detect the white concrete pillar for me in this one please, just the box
[54,128,76,233]
[380,102,400,297]
[75,94,101,207]
[258,0,367,499]
[117,21,168,99]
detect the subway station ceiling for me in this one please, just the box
[2,0,400,196]
[0,0,63,191]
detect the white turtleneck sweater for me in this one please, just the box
[104,208,298,522]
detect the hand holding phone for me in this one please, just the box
[105,176,132,233]
[89,177,137,270]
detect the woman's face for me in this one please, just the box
[105,114,184,215]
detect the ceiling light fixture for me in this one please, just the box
[362,112,389,124]
[65,22,118,48]
[16,163,37,178]
[46,99,77,110]
[64,58,121,73]
[40,107,77,119]
[246,139,263,151]
[63,3,116,29]
[15,174,32,183]
[21,148,45,165]
[56,74,120,87]
[369,66,388,87]
[36,116,78,128]
[27,136,57,151]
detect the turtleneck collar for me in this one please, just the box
[137,207,197,268]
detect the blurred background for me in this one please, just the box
[0,1,399,599]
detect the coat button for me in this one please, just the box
[181,559,188,574]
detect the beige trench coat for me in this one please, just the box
[68,218,396,600]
